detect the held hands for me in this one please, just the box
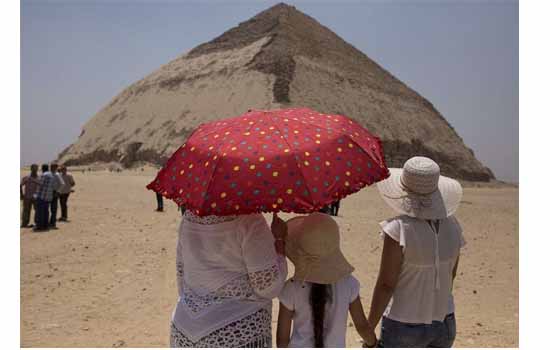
[362,330,378,348]
[271,213,287,255]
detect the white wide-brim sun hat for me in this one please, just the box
[377,156,463,220]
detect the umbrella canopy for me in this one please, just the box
[147,107,389,216]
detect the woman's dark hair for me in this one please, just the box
[310,283,332,347]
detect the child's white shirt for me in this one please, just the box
[278,274,360,348]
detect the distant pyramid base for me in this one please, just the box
[58,3,494,182]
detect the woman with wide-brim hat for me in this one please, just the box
[367,156,466,348]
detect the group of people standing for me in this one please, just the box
[168,156,465,348]
[20,163,75,231]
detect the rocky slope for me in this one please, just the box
[58,3,493,181]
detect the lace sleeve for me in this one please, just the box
[248,255,287,299]
[176,224,184,297]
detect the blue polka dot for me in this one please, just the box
[312,188,318,193]
[237,191,243,196]
[256,172,263,177]
[253,190,260,195]
[230,183,237,188]
[266,164,272,169]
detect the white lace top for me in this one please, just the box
[172,212,288,342]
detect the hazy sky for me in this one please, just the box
[21,0,518,181]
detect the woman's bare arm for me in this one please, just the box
[276,302,293,348]
[367,234,403,328]
[349,296,377,347]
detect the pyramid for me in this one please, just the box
[58,3,494,181]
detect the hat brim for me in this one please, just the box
[377,168,463,219]
[285,216,354,284]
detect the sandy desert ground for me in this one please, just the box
[20,169,518,347]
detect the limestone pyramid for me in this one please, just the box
[58,3,493,181]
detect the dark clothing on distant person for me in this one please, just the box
[156,193,164,212]
[21,198,35,227]
[50,192,59,227]
[35,198,50,230]
[331,200,341,216]
[59,193,70,220]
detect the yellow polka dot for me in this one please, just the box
[348,143,354,148]
[190,146,196,151]
[315,140,321,144]
[250,164,256,170]
[235,205,240,210]
[316,134,321,138]
[213,155,218,160]
[204,161,209,167]
[284,119,289,122]
[249,121,254,125]
[211,202,217,208]
[220,192,226,198]
[345,181,350,187]
[294,130,299,134]
[179,169,185,175]
[286,189,293,194]
[208,146,214,150]
[325,161,331,166]
[346,171,351,176]
[305,151,310,157]
[233,166,240,171]
[277,198,283,204]
[259,157,265,162]
[284,149,290,153]
[231,146,237,151]
[188,164,194,169]
[337,147,342,153]
[272,171,278,177]
[260,131,265,135]
[304,161,310,166]
[244,132,251,136]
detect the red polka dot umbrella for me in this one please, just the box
[146,107,389,216]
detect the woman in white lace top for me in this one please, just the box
[169,211,288,348]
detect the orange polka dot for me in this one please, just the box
[190,146,196,151]
[211,203,217,208]
[231,146,237,151]
[284,149,290,153]
[294,130,299,134]
[225,131,230,135]
[204,161,209,167]
[220,192,226,198]
[235,205,240,210]
[272,204,278,209]
[244,132,251,136]
[208,146,214,150]
[188,164,194,169]
[213,155,218,160]
[305,151,310,156]
[233,166,240,171]
[315,140,321,144]
[269,126,275,130]
[325,161,331,166]
[259,157,265,162]
[277,198,283,204]
[179,189,183,194]
[179,169,185,175]
[304,161,310,166]
[345,181,350,186]
[346,171,351,176]
[337,147,342,153]
[250,164,256,170]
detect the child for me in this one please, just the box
[275,212,377,348]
